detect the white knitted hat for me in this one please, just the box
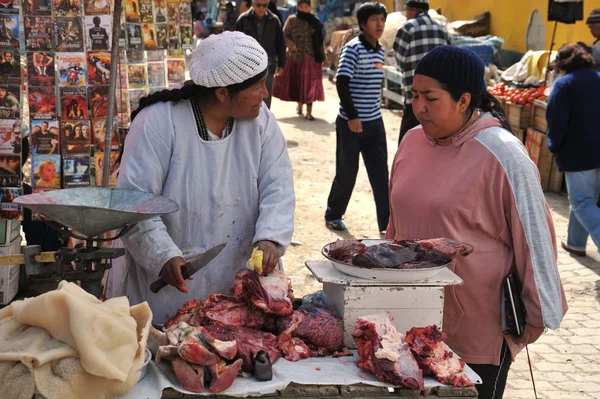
[189,31,268,88]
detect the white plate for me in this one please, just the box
[321,239,449,282]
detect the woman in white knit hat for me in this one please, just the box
[106,31,295,324]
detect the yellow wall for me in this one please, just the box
[429,0,600,53]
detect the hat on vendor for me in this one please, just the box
[189,31,268,88]
[586,8,600,25]
[414,45,486,95]
[405,0,428,11]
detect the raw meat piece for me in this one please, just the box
[352,312,424,390]
[277,305,344,354]
[405,325,473,387]
[327,239,367,263]
[207,359,244,393]
[352,244,419,269]
[172,357,205,393]
[179,340,221,366]
[414,238,474,260]
[164,299,207,329]
[232,270,294,316]
[204,294,269,329]
[204,324,282,374]
[277,333,311,361]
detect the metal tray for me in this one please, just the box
[321,239,449,282]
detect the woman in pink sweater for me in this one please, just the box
[386,46,568,398]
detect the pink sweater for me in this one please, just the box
[385,114,568,365]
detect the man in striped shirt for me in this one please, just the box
[394,0,450,143]
[325,2,389,233]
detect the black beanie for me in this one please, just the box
[414,45,486,95]
[406,0,428,11]
[587,8,600,25]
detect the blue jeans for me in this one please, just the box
[565,168,600,251]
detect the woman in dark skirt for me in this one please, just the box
[273,0,324,120]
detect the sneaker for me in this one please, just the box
[326,219,346,231]
[561,241,586,257]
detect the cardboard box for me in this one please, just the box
[0,236,22,305]
[0,219,21,247]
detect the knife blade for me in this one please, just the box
[150,242,226,294]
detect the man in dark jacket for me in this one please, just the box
[235,0,286,108]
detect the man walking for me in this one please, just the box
[235,0,286,108]
[587,8,600,70]
[325,2,389,233]
[393,0,449,143]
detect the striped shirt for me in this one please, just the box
[336,35,385,122]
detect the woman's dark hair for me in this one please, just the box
[357,2,387,29]
[440,82,512,133]
[297,0,310,7]
[556,43,594,73]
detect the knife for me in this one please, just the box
[150,242,226,294]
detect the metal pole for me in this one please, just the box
[102,0,123,187]
[544,21,558,86]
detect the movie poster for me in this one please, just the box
[94,151,119,186]
[119,24,127,47]
[55,17,84,52]
[147,49,164,62]
[88,85,109,118]
[0,14,19,48]
[63,155,90,187]
[0,50,20,85]
[32,154,60,189]
[87,51,111,85]
[116,63,128,89]
[92,117,119,152]
[57,52,86,87]
[31,120,60,155]
[179,1,192,24]
[167,23,180,52]
[125,23,144,63]
[23,0,51,15]
[27,52,55,87]
[0,154,21,187]
[128,88,147,113]
[127,64,147,89]
[0,0,19,13]
[181,24,192,49]
[139,0,153,22]
[61,120,91,154]
[142,22,156,50]
[167,59,185,84]
[0,86,19,119]
[116,89,129,114]
[0,119,20,153]
[28,86,56,119]
[85,15,111,51]
[83,0,110,15]
[0,187,22,220]
[25,16,53,51]
[60,87,88,119]
[153,0,167,23]
[155,23,167,50]
[53,0,82,17]
[147,62,165,87]
[167,2,179,23]
[125,0,140,22]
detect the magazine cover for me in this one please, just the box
[0,86,19,119]
[28,86,57,119]
[153,0,167,23]
[166,1,178,22]
[27,52,55,87]
[116,63,128,89]
[119,24,127,47]
[84,0,111,15]
[167,59,185,84]
[60,87,88,119]
[57,52,87,87]
[88,85,109,118]
[0,119,20,153]
[92,117,118,151]
[127,63,148,89]
[142,22,157,50]
[94,151,119,186]
[85,15,111,51]
[0,188,22,220]
[24,16,52,51]
[167,23,180,51]
[146,49,165,62]
[87,51,111,85]
[55,18,84,52]
[0,0,19,14]
[31,119,59,154]
[0,154,21,187]
[125,23,144,63]
[181,24,192,49]
[53,0,82,17]
[23,0,51,15]
[32,154,60,189]
[63,155,91,187]
[179,1,192,24]
[128,88,147,113]
[0,50,20,85]
[125,0,140,22]
[116,89,129,114]
[147,62,166,87]
[61,120,91,154]
[139,0,153,22]
[155,23,167,50]
[0,14,19,48]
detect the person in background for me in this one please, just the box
[546,44,600,257]
[268,0,282,23]
[273,0,324,120]
[386,46,567,398]
[393,0,449,144]
[324,2,389,233]
[587,8,600,70]
[224,2,238,26]
[193,11,209,42]
[235,0,286,108]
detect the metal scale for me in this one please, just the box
[2,187,179,297]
